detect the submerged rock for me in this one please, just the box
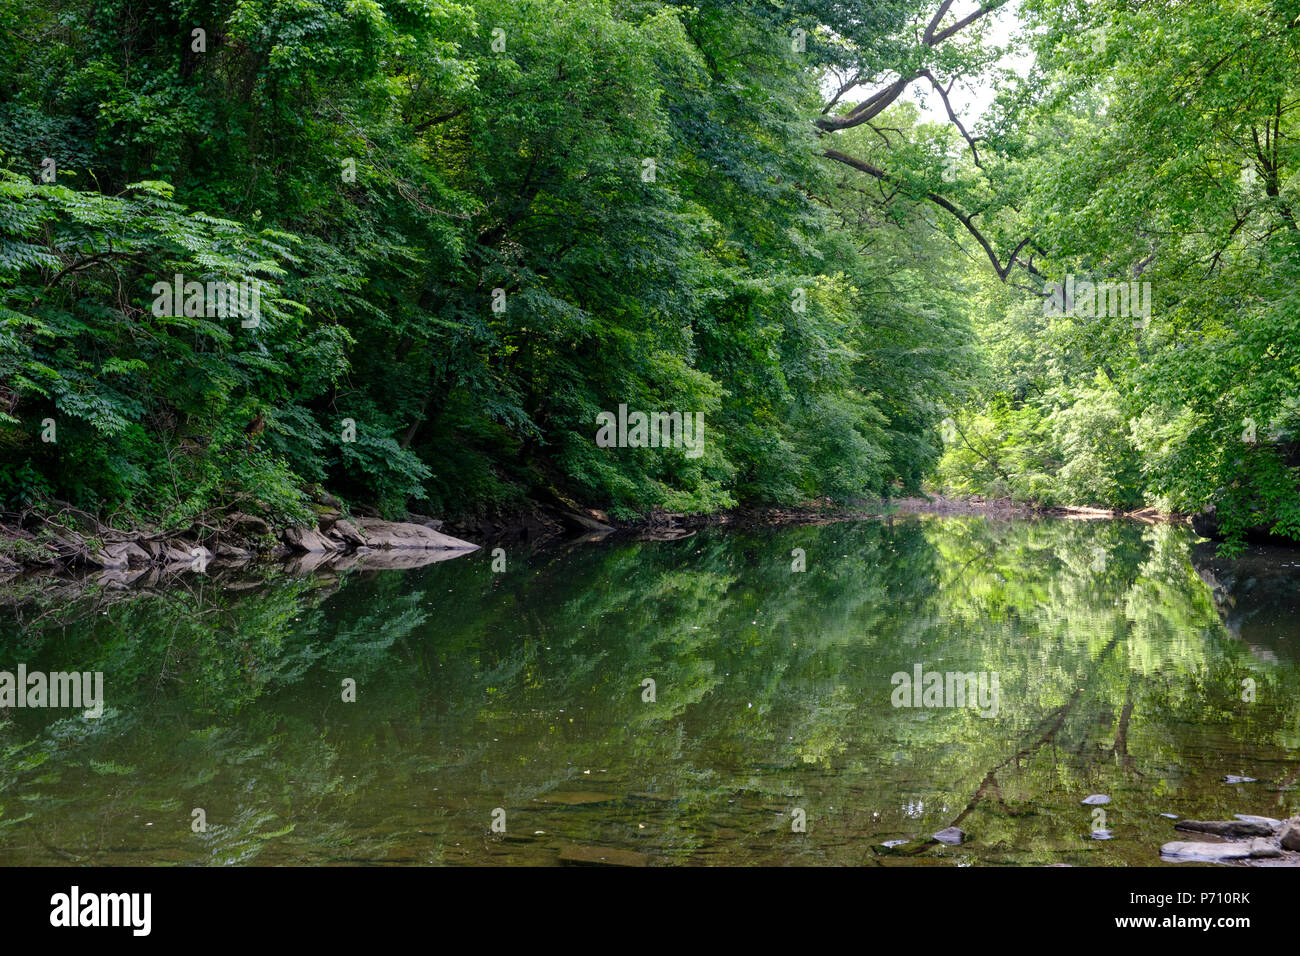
[1222,775,1257,784]
[1160,838,1281,863]
[531,791,617,806]
[1233,814,1283,829]
[1175,819,1276,837]
[933,826,965,845]
[1081,794,1110,805]
[557,845,649,867]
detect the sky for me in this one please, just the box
[901,0,1034,128]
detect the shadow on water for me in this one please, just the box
[0,515,1297,866]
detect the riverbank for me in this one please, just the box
[0,492,1190,580]
[448,492,1185,541]
[0,497,479,580]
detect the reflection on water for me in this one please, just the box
[0,516,1296,866]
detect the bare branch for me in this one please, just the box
[927,1,1009,47]
[921,69,982,168]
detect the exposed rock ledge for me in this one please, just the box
[282,518,478,554]
[0,508,479,580]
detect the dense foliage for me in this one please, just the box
[921,0,1300,550]
[3,0,1297,546]
[0,0,971,525]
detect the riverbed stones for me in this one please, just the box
[532,791,616,806]
[103,540,152,566]
[1175,819,1276,837]
[557,845,648,867]
[213,543,253,560]
[933,826,965,845]
[91,540,153,568]
[1233,814,1282,828]
[1159,838,1281,863]
[141,539,194,564]
[226,512,270,536]
[1280,820,1300,852]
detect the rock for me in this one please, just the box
[100,540,152,567]
[354,519,478,552]
[226,512,270,536]
[311,504,342,530]
[1160,838,1281,863]
[1175,819,1276,837]
[1081,794,1110,805]
[1280,821,1300,852]
[305,485,345,510]
[558,509,616,535]
[1160,813,1179,819]
[1234,814,1282,829]
[1090,829,1114,840]
[932,826,964,845]
[50,529,87,560]
[141,539,193,564]
[872,839,925,854]
[406,513,445,531]
[1191,505,1219,539]
[282,526,341,553]
[213,543,253,560]
[532,791,617,806]
[557,845,649,867]
[1223,775,1257,784]
[330,519,368,547]
[85,547,127,569]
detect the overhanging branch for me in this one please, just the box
[823,147,1040,281]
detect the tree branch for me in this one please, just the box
[823,148,1040,281]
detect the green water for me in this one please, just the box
[0,515,1296,866]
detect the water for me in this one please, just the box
[1,515,1296,866]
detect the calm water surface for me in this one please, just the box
[1,515,1296,865]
